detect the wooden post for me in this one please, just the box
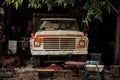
[115,1,120,64]
[106,0,120,64]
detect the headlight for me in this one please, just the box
[34,41,40,47]
[79,41,85,46]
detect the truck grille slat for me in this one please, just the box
[44,38,76,49]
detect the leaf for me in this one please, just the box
[100,1,106,7]
[28,4,31,8]
[14,1,18,9]
[31,3,34,8]
[82,18,89,26]
[6,0,12,5]
[34,4,37,8]
[38,3,42,8]
[12,0,15,3]
[47,4,52,11]
[107,6,112,14]
[87,16,92,22]
[18,0,23,5]
[64,3,67,8]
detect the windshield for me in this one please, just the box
[38,20,78,31]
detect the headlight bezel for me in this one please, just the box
[34,39,41,47]
[77,39,86,49]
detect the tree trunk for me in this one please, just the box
[115,1,120,64]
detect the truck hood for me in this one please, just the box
[35,30,84,36]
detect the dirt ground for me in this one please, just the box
[0,60,120,80]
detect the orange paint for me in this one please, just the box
[77,38,86,49]
[34,38,42,47]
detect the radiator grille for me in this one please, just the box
[44,38,76,49]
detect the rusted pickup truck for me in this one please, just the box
[30,18,89,67]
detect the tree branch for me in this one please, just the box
[1,0,7,7]
[105,0,119,13]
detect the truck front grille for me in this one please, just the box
[44,38,76,49]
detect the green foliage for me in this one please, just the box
[4,0,113,26]
[82,0,113,26]
[5,0,75,11]
[6,0,23,9]
[28,0,75,11]
[100,1,113,14]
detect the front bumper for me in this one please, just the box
[30,49,88,55]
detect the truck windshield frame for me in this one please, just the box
[37,19,79,31]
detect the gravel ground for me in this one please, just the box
[0,62,120,80]
[1,68,119,80]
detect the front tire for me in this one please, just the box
[32,56,41,68]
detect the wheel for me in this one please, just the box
[32,56,41,68]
